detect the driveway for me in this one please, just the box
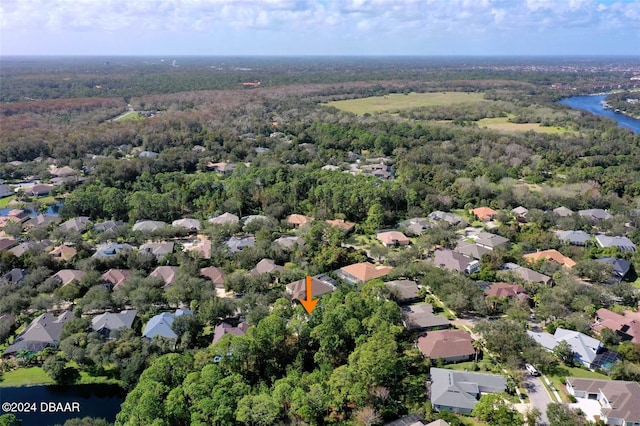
[523,375,553,425]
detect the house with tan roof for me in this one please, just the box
[249,258,285,276]
[335,261,393,284]
[417,329,475,363]
[285,275,337,299]
[566,378,640,425]
[325,218,356,233]
[286,214,314,227]
[150,266,179,289]
[200,266,225,286]
[212,321,249,344]
[523,249,576,268]
[101,269,131,291]
[52,269,86,286]
[593,308,640,344]
[470,207,498,222]
[484,283,528,302]
[49,244,77,262]
[376,230,410,247]
[183,236,212,259]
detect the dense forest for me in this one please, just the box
[1,57,640,426]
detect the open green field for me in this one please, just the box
[114,111,142,122]
[476,116,574,134]
[0,365,121,387]
[327,92,486,115]
[0,196,16,208]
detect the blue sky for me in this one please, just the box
[1,0,639,56]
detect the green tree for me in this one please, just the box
[362,203,385,234]
[471,393,523,426]
[546,402,587,426]
[42,355,80,385]
[236,393,282,426]
[553,340,575,365]
[0,414,21,426]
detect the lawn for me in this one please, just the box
[476,116,575,134]
[114,111,142,122]
[0,196,17,208]
[0,367,54,387]
[632,278,640,289]
[326,92,486,115]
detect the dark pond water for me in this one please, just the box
[559,94,640,134]
[0,384,125,426]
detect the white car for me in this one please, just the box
[525,363,539,376]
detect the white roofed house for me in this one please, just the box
[594,235,637,252]
[91,309,137,338]
[172,218,201,232]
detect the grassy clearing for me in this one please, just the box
[0,196,17,208]
[0,367,54,387]
[114,111,142,122]
[476,117,574,134]
[327,92,486,115]
[632,278,640,289]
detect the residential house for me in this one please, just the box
[101,269,131,291]
[0,238,17,252]
[200,266,225,287]
[225,236,255,253]
[51,269,86,286]
[274,235,303,250]
[430,368,506,414]
[454,242,491,260]
[484,283,529,302]
[402,304,451,332]
[150,266,179,288]
[325,218,356,233]
[433,250,480,274]
[207,161,236,175]
[385,280,421,304]
[286,214,314,227]
[132,220,168,232]
[376,230,410,247]
[59,216,91,233]
[470,207,498,222]
[417,329,475,363]
[593,308,640,344]
[511,206,528,220]
[565,378,640,426]
[557,230,592,246]
[93,220,126,233]
[8,240,52,257]
[1,268,26,285]
[6,209,29,223]
[24,214,60,229]
[427,211,465,226]
[527,327,610,369]
[93,242,133,258]
[3,311,74,356]
[286,275,337,300]
[49,244,77,262]
[0,184,12,198]
[182,236,212,259]
[138,150,159,159]
[208,212,240,226]
[91,309,137,338]
[335,261,393,284]
[211,321,249,344]
[249,258,285,276]
[139,241,174,261]
[385,414,449,426]
[523,249,576,268]
[595,235,637,252]
[596,258,632,283]
[579,209,613,222]
[475,232,509,250]
[397,217,431,236]
[142,309,193,339]
[172,218,201,232]
[28,184,53,197]
[501,263,552,285]
[553,206,574,217]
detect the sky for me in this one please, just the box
[1,0,639,56]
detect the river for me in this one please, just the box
[559,94,640,134]
[0,384,125,426]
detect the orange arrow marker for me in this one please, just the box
[299,275,319,314]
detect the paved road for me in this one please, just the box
[524,375,552,425]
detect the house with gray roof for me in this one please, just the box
[93,220,126,233]
[274,235,303,250]
[225,236,255,253]
[1,268,26,285]
[596,257,632,283]
[430,368,506,414]
[8,240,52,257]
[475,232,509,250]
[553,206,574,217]
[208,212,240,225]
[172,218,201,232]
[385,280,421,304]
[93,242,133,258]
[132,220,168,232]
[59,216,91,233]
[91,309,137,338]
[402,304,450,332]
[454,242,491,260]
[433,250,480,274]
[24,214,60,229]
[427,211,465,226]
[557,230,592,246]
[139,241,174,260]
[579,209,613,222]
[0,184,12,198]
[142,309,192,339]
[501,263,552,285]
[595,235,637,252]
[3,311,74,356]
[398,218,431,236]
[527,327,611,369]
[566,378,640,426]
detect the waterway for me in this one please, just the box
[0,384,125,425]
[559,94,640,134]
